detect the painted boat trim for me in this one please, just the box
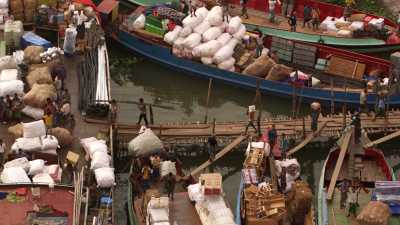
[114,29,400,106]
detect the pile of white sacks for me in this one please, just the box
[0,52,24,97]
[1,157,61,184]
[11,120,59,154]
[164,6,246,71]
[81,137,115,188]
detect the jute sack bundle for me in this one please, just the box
[48,127,73,147]
[26,66,52,88]
[8,123,23,138]
[23,83,56,108]
[10,0,23,11]
[357,201,391,225]
[286,181,313,225]
[24,46,44,64]
[242,55,276,77]
[266,64,293,81]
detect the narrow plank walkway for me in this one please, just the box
[364,129,400,148]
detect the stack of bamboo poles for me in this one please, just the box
[73,168,85,225]
[95,44,110,105]
[78,48,98,111]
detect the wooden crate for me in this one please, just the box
[244,148,264,168]
[199,173,222,195]
[325,56,366,80]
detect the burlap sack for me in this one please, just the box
[48,127,73,147]
[10,0,23,11]
[357,201,391,225]
[26,66,52,88]
[23,83,56,108]
[243,55,276,78]
[8,123,23,138]
[350,13,366,22]
[24,46,44,64]
[286,181,313,225]
[266,64,293,81]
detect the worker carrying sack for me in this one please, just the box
[128,128,163,156]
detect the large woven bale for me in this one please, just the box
[266,64,293,81]
[48,127,73,147]
[24,46,44,64]
[357,201,391,225]
[242,55,276,77]
[23,83,56,108]
[286,181,313,225]
[26,66,52,88]
[8,123,23,138]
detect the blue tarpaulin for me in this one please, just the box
[21,32,52,50]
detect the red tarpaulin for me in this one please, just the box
[73,0,97,11]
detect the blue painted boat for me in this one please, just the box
[112,28,400,107]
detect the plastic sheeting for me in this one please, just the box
[21,32,52,50]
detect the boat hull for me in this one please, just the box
[113,29,400,106]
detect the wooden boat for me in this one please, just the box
[112,14,400,107]
[317,128,399,225]
[234,141,315,225]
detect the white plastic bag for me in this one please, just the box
[133,14,146,29]
[128,128,163,156]
[193,21,211,34]
[33,173,54,184]
[228,16,242,34]
[23,120,46,138]
[218,57,235,70]
[232,24,246,40]
[1,167,31,183]
[4,157,30,171]
[183,33,202,49]
[202,27,223,42]
[41,135,59,150]
[90,151,111,170]
[216,33,232,46]
[95,167,115,187]
[0,80,23,97]
[28,159,45,175]
[0,69,18,81]
[164,25,182,45]
[21,105,44,120]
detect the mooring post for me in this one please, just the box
[149,104,154,124]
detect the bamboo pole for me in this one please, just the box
[204,78,213,124]
[149,105,154,124]
[330,77,335,115]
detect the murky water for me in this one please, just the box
[108,40,400,224]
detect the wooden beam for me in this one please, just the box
[326,128,353,200]
[190,135,247,177]
[287,121,329,156]
[364,129,400,148]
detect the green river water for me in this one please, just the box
[108,41,400,225]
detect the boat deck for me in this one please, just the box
[133,192,202,225]
[0,185,74,225]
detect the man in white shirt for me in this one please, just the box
[268,0,281,23]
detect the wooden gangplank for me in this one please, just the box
[326,128,353,200]
[287,121,329,156]
[364,130,400,148]
[190,135,247,177]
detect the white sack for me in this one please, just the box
[41,135,59,150]
[28,159,45,175]
[4,157,30,171]
[216,33,232,45]
[201,57,213,65]
[13,50,24,65]
[198,40,222,57]
[188,183,204,202]
[228,16,242,34]
[195,7,209,19]
[233,24,246,40]
[23,120,46,138]
[91,151,111,170]
[160,160,177,177]
[21,105,44,120]
[95,167,115,188]
[182,14,203,28]
[183,33,202,49]
[33,173,54,184]
[350,21,364,31]
[193,20,211,34]
[164,25,182,45]
[179,26,192,38]
[0,56,17,71]
[128,128,163,156]
[206,6,223,26]
[217,57,235,70]
[133,14,146,29]
[15,137,42,152]
[213,39,238,64]
[87,140,108,158]
[202,27,223,42]
[0,69,18,81]
[0,80,24,97]
[173,37,186,49]
[1,167,31,184]
[80,137,98,151]
[148,197,169,209]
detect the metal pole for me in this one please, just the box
[149,104,154,124]
[204,78,213,124]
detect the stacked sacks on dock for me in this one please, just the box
[26,65,53,88]
[23,83,56,108]
[81,137,115,188]
[164,6,246,72]
[0,55,24,97]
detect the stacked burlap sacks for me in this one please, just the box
[8,123,23,138]
[285,181,313,225]
[26,66,52,88]
[48,127,73,147]
[357,201,391,225]
[266,64,293,81]
[24,46,44,64]
[23,83,56,108]
[9,0,24,21]
[24,0,37,23]
[242,55,276,78]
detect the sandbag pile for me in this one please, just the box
[23,83,56,108]
[357,201,391,225]
[165,6,247,72]
[24,45,44,64]
[128,127,163,156]
[81,137,115,188]
[243,54,276,77]
[26,65,53,88]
